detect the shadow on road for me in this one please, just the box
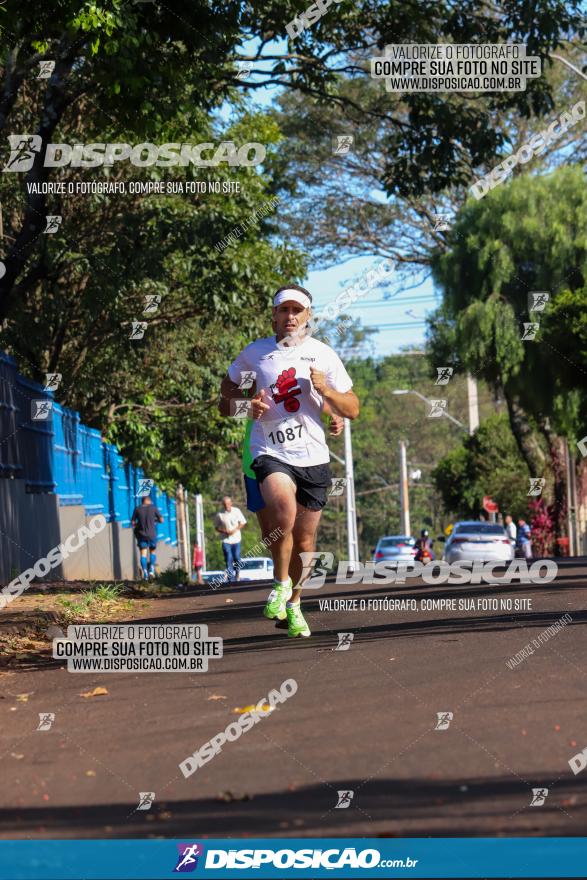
[1,773,585,839]
[5,603,586,672]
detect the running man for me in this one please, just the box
[218,283,359,638]
[131,494,164,580]
[241,401,344,543]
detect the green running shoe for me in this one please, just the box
[263,579,292,620]
[286,602,311,638]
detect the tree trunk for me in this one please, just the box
[536,416,567,544]
[505,392,547,478]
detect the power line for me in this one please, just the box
[368,321,427,329]
[357,295,438,307]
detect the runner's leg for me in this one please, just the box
[149,543,157,576]
[139,544,149,579]
[259,472,298,621]
[256,506,272,542]
[290,504,323,603]
[258,472,297,581]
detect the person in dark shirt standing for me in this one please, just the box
[131,495,164,580]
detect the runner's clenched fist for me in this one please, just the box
[251,388,270,420]
[310,366,329,395]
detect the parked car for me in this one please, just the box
[236,557,274,581]
[373,535,417,565]
[443,521,514,565]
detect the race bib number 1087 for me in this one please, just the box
[261,415,307,449]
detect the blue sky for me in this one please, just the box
[307,259,439,357]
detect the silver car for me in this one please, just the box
[373,535,417,565]
[444,521,514,564]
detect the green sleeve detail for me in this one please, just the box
[242,419,255,478]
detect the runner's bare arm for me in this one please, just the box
[323,388,359,420]
[323,400,343,436]
[310,368,359,419]
[219,374,249,416]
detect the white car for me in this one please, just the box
[444,521,515,565]
[236,557,274,581]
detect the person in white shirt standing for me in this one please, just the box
[504,514,517,546]
[218,284,360,638]
[214,496,247,583]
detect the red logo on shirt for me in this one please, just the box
[272,368,302,412]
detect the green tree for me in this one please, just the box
[432,413,530,519]
[269,41,586,273]
[1,0,583,319]
[428,165,587,539]
[0,105,304,489]
[328,352,497,556]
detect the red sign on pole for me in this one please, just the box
[483,495,499,514]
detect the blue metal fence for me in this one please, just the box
[0,352,177,545]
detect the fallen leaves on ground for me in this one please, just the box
[79,686,108,698]
[217,790,252,802]
[207,694,226,701]
[45,626,65,639]
[232,703,273,714]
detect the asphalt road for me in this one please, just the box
[1,559,586,840]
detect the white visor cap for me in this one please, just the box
[273,289,311,310]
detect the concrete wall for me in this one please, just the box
[0,479,178,584]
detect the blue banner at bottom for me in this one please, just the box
[1,838,586,879]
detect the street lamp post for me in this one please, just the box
[392,388,469,541]
[399,439,410,536]
[330,422,360,567]
[343,418,360,567]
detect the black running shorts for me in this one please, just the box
[251,455,332,511]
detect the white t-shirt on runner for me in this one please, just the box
[228,335,353,467]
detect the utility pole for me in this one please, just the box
[466,375,479,435]
[184,491,192,580]
[343,419,360,566]
[194,493,207,571]
[176,485,186,572]
[176,485,191,575]
[564,439,578,556]
[399,440,410,536]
